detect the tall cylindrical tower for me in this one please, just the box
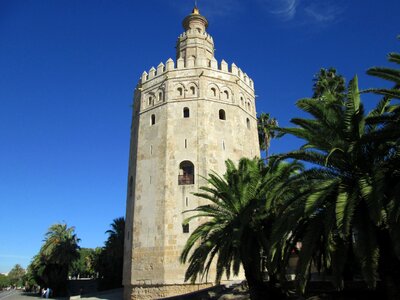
[123,7,260,300]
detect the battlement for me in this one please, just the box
[140,58,254,89]
[177,29,214,43]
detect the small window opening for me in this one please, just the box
[148,97,153,106]
[222,140,225,150]
[223,90,229,100]
[185,197,189,207]
[183,107,190,118]
[182,223,189,233]
[150,145,153,155]
[241,97,244,106]
[179,161,194,185]
[158,92,163,101]
[246,118,250,129]
[190,86,195,95]
[219,109,226,120]
[185,139,187,149]
[177,87,183,97]
[211,87,216,97]
[151,114,156,125]
[247,102,251,111]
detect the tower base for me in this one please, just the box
[123,283,213,300]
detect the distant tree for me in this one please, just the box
[70,248,97,279]
[7,264,25,287]
[95,217,125,290]
[312,68,346,101]
[257,112,278,156]
[0,273,10,289]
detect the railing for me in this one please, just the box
[178,174,194,185]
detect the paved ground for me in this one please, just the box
[0,290,123,300]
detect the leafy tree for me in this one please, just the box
[181,157,303,300]
[70,248,97,279]
[95,217,125,290]
[7,264,25,287]
[0,273,10,289]
[257,112,278,156]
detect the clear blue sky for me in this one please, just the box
[0,0,398,273]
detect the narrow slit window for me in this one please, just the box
[185,197,188,207]
[223,90,229,100]
[246,118,250,129]
[150,145,153,155]
[185,139,187,149]
[158,92,163,101]
[190,86,195,95]
[151,114,156,125]
[222,140,225,150]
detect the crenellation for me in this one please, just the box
[186,56,195,68]
[141,71,148,83]
[157,63,165,75]
[220,59,228,72]
[177,57,184,69]
[148,67,156,79]
[230,63,238,76]
[165,58,174,71]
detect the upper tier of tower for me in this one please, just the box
[176,6,214,61]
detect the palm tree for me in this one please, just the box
[257,113,278,156]
[38,223,80,296]
[275,73,400,298]
[312,68,346,101]
[95,217,125,290]
[180,157,303,300]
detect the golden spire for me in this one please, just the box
[192,0,199,14]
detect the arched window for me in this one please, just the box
[247,101,251,111]
[190,86,196,95]
[177,87,183,97]
[158,92,163,101]
[240,96,244,106]
[178,161,194,185]
[223,90,229,100]
[219,109,226,120]
[246,118,250,129]
[183,107,190,118]
[151,114,156,125]
[148,96,153,106]
[211,87,216,97]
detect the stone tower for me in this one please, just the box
[123,7,260,300]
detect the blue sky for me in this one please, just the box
[0,0,398,273]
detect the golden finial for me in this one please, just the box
[192,0,199,14]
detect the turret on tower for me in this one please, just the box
[176,7,214,63]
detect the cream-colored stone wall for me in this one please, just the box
[124,8,260,299]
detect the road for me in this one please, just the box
[0,290,39,300]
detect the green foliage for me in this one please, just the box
[7,264,25,287]
[70,248,97,278]
[27,223,80,296]
[257,112,279,155]
[94,217,125,290]
[0,273,10,289]
[181,157,302,299]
